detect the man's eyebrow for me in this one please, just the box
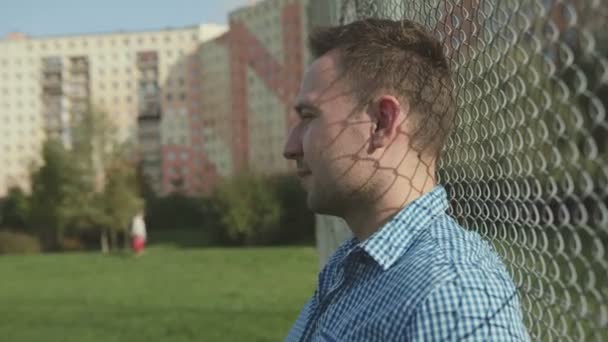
[293,102,319,115]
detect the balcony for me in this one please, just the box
[70,61,89,73]
[69,75,89,85]
[138,103,161,119]
[70,101,89,114]
[42,85,63,96]
[141,151,162,162]
[68,88,89,99]
[42,78,63,92]
[45,118,64,132]
[43,103,62,113]
[138,69,158,81]
[42,74,62,86]
[137,51,159,68]
[42,57,62,72]
[43,94,62,104]
[139,84,160,98]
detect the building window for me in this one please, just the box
[179,93,186,101]
[166,93,173,101]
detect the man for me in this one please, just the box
[283,19,529,341]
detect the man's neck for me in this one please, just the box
[343,179,436,241]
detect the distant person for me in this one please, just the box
[130,212,147,256]
[283,19,529,341]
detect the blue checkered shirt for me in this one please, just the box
[286,186,529,341]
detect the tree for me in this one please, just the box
[28,109,143,252]
[100,146,144,252]
[67,109,144,252]
[71,107,116,193]
[29,139,86,248]
[0,187,30,230]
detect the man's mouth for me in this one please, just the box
[296,169,312,178]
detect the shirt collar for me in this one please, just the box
[354,185,449,271]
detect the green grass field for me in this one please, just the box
[0,244,318,342]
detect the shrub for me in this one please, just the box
[211,173,315,246]
[145,194,207,230]
[0,230,42,255]
[271,174,315,245]
[213,173,281,245]
[61,236,84,251]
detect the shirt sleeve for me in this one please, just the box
[403,265,530,341]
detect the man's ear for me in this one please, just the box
[369,95,405,150]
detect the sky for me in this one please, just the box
[0,0,250,38]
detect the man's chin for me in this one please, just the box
[307,192,334,216]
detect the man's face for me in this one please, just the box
[283,53,377,215]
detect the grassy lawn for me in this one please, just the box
[0,245,318,342]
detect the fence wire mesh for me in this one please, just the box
[334,0,608,340]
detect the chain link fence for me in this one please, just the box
[312,0,608,340]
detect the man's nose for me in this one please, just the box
[283,126,303,160]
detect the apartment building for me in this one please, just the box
[0,24,226,196]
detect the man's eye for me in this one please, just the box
[300,112,315,120]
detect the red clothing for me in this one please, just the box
[131,236,145,252]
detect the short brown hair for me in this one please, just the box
[309,19,455,158]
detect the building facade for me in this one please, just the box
[227,0,309,175]
[200,33,234,186]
